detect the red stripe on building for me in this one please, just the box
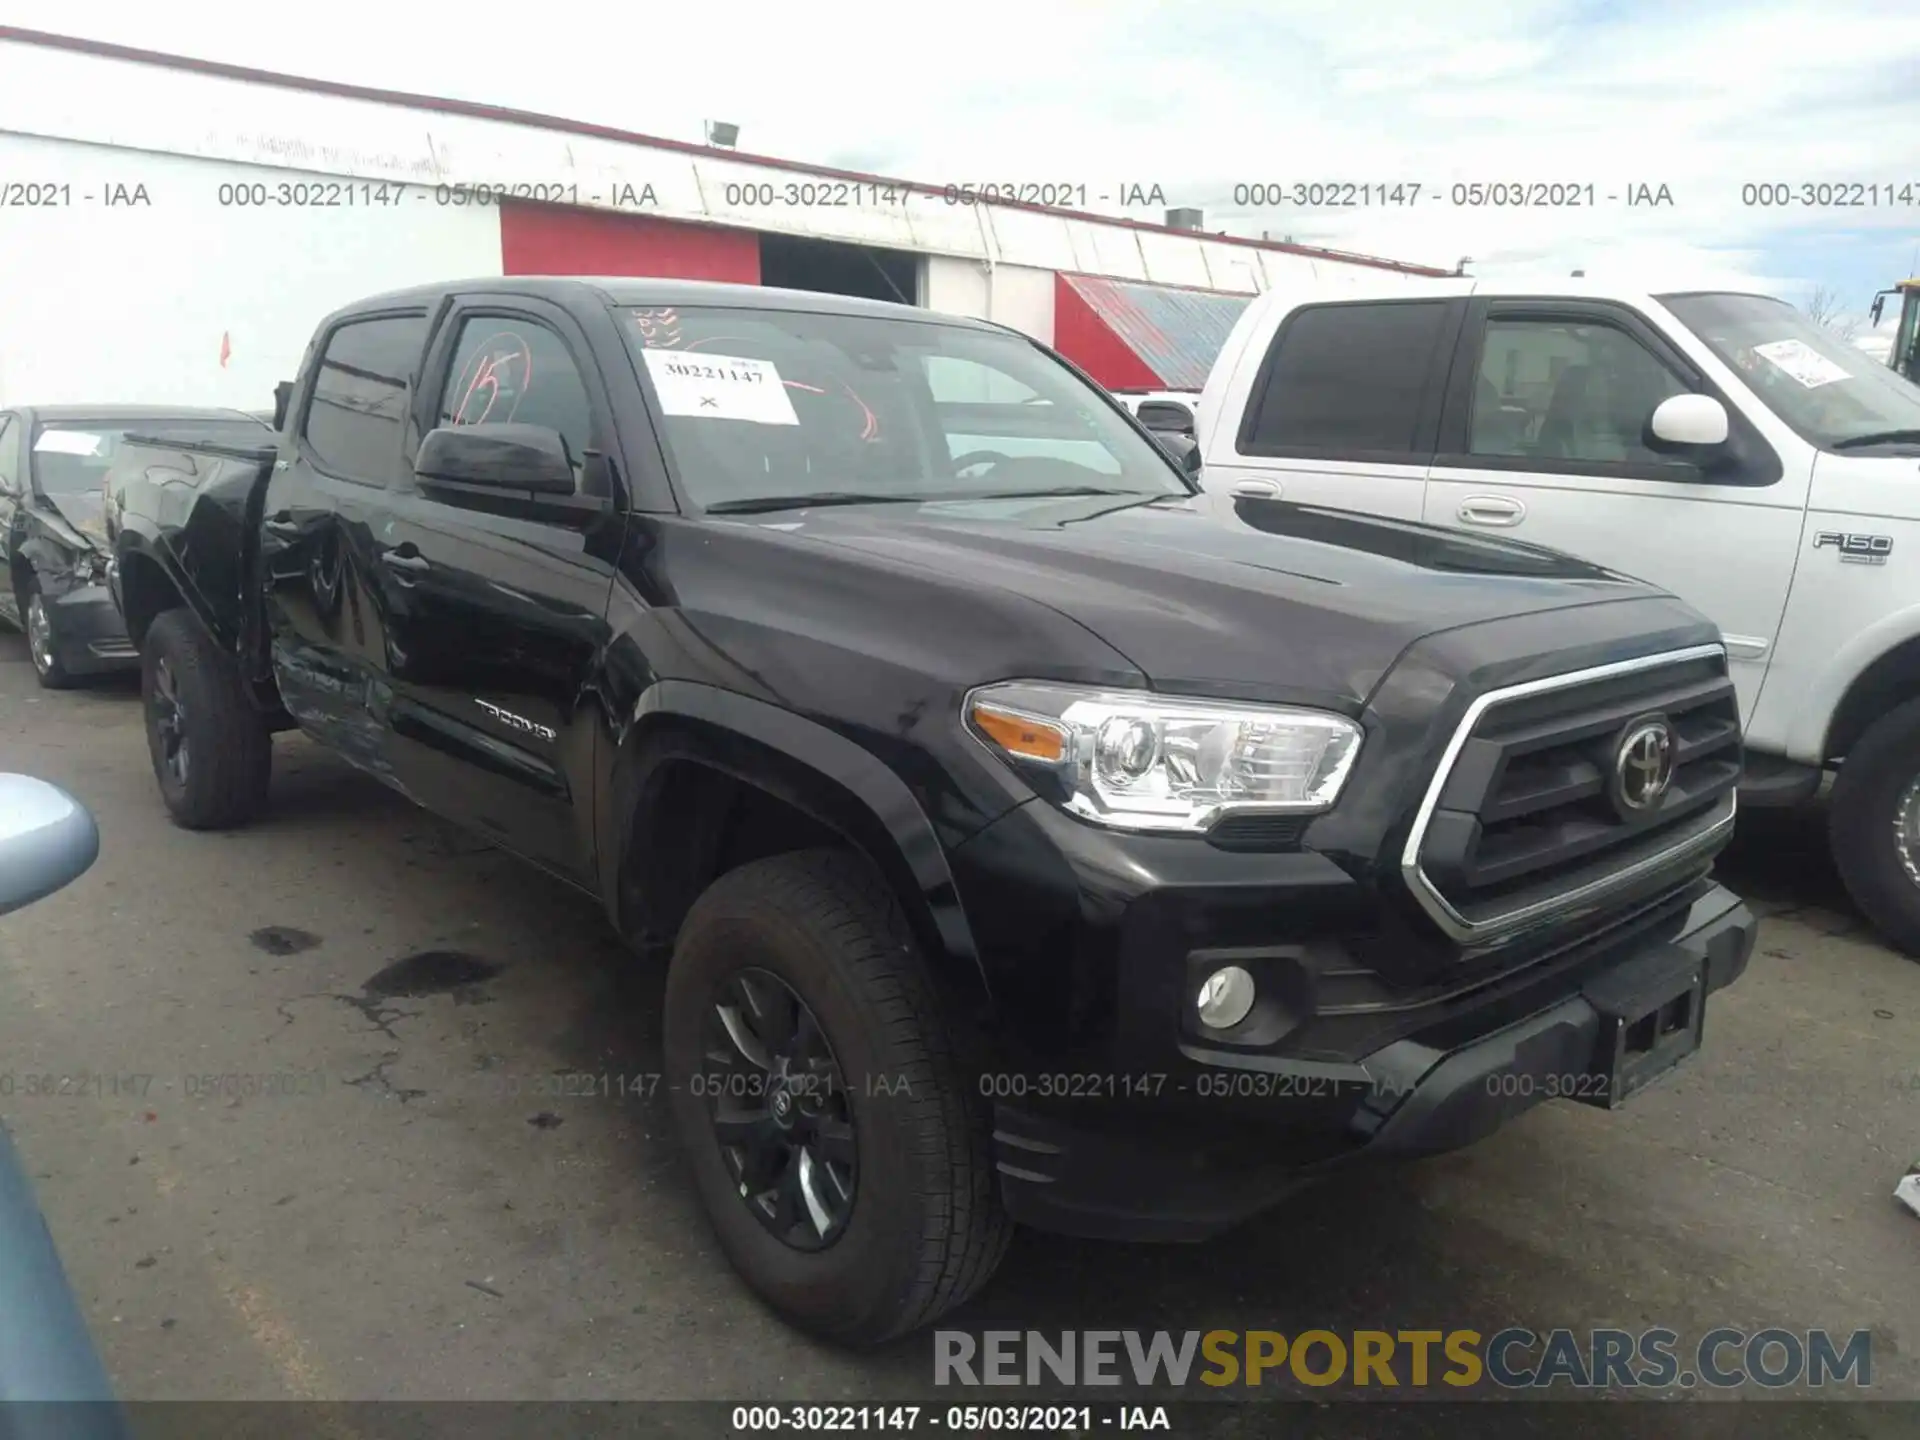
[1052,273,1162,389]
[499,202,761,283]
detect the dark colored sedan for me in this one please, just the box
[0,406,273,688]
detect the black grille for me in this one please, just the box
[1412,651,1740,933]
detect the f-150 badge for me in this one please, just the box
[1813,531,1893,565]
[475,699,557,741]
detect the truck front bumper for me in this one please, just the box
[989,884,1755,1242]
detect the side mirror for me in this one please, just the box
[415,423,579,496]
[271,380,294,432]
[1157,431,1203,478]
[1871,295,1887,327]
[1137,403,1196,439]
[0,776,100,917]
[1647,393,1729,450]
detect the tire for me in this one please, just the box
[663,847,1010,1347]
[21,579,74,690]
[1830,697,1920,956]
[141,607,272,830]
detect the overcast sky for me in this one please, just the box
[10,0,1920,339]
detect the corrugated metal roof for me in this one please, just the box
[1059,274,1253,389]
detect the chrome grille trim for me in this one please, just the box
[1398,643,1735,946]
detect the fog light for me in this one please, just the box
[1196,965,1256,1030]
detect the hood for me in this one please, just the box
[32,492,111,556]
[732,492,1667,709]
[1812,450,1920,521]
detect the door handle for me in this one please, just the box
[1456,494,1526,527]
[1231,478,1284,499]
[380,546,430,573]
[263,511,300,538]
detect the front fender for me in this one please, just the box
[112,529,220,650]
[15,533,89,595]
[606,680,991,1003]
[1782,606,1920,763]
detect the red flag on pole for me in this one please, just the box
[219,331,232,368]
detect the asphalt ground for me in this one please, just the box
[1,630,1916,1439]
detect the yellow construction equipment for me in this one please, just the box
[1869,279,1920,381]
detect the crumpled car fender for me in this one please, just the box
[15,533,87,596]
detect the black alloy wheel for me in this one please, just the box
[139,608,272,829]
[148,655,190,790]
[664,847,1010,1345]
[703,967,857,1250]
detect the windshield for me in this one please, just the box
[30,417,273,496]
[618,305,1189,510]
[1659,292,1920,450]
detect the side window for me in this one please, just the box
[1243,300,1450,456]
[917,354,1123,474]
[438,318,594,468]
[302,314,428,486]
[0,415,17,494]
[1471,318,1689,466]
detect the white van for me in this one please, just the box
[1197,277,1920,953]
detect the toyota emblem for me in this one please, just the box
[1612,717,1676,817]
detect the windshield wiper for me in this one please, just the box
[704,491,926,515]
[1831,429,1920,450]
[961,486,1150,501]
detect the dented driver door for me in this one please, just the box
[374,297,627,886]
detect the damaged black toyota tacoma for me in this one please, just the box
[1,405,269,687]
[106,277,1756,1346]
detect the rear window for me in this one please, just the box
[31,418,273,495]
[620,305,1188,510]
[302,313,429,486]
[1240,300,1452,458]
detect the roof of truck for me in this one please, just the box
[334,276,1000,329]
[1236,276,1782,308]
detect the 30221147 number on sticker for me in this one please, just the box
[640,349,799,425]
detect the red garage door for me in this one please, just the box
[500,202,761,283]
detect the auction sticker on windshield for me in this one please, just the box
[1752,338,1853,388]
[642,349,799,425]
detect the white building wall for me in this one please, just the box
[0,135,501,408]
[989,265,1057,343]
[0,37,1442,290]
[923,257,1055,343]
[0,36,1439,406]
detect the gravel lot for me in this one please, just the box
[1,629,1917,1433]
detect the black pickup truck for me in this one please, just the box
[107,276,1756,1346]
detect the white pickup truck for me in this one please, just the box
[1195,278,1920,952]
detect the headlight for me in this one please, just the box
[966,681,1363,833]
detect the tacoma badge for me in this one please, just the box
[475,699,557,742]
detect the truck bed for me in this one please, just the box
[106,433,278,660]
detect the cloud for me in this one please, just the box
[7,0,1918,313]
